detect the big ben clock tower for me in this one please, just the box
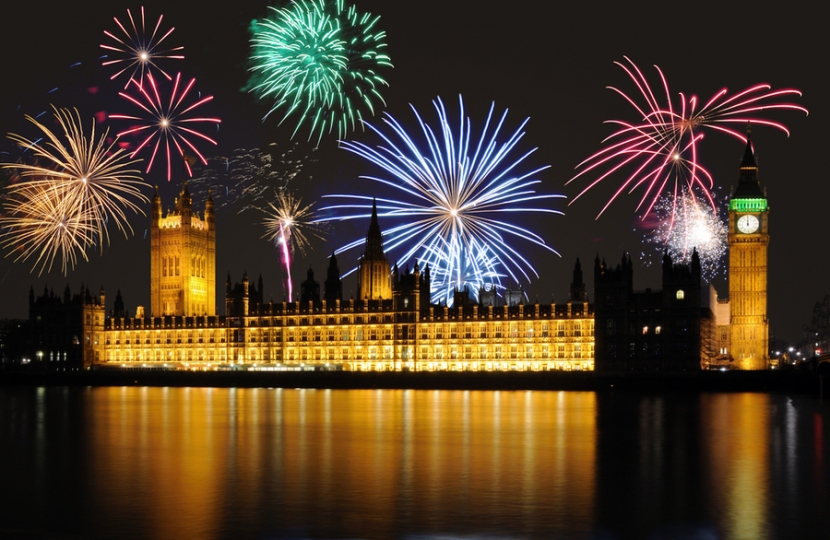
[728,129,769,370]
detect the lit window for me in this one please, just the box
[642,326,648,335]
[676,290,685,300]
[655,326,661,335]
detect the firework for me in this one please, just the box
[569,56,807,220]
[1,106,148,275]
[320,95,564,306]
[247,0,392,143]
[0,183,98,275]
[110,72,221,182]
[261,190,324,300]
[186,144,318,212]
[644,188,727,281]
[101,6,185,89]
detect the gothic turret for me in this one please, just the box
[733,126,765,200]
[301,267,320,303]
[324,253,343,303]
[569,258,586,302]
[356,199,392,300]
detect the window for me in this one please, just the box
[606,319,616,336]
[642,326,649,335]
[676,289,685,300]
[655,326,661,335]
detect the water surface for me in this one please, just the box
[0,387,827,539]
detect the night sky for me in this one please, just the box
[0,0,825,342]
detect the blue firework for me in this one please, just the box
[320,95,565,306]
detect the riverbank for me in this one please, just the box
[0,369,823,395]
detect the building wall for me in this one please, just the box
[728,212,769,369]
[90,300,594,372]
[594,252,703,373]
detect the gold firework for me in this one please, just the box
[1,106,149,275]
[261,189,323,257]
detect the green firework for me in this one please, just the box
[247,0,392,143]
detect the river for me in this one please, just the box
[0,387,827,539]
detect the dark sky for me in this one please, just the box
[0,0,825,342]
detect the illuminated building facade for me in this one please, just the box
[727,133,769,370]
[150,184,216,317]
[83,192,595,371]
[356,200,392,301]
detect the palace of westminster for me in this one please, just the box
[19,136,772,373]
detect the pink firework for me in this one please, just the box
[110,72,221,181]
[101,6,185,89]
[568,56,807,220]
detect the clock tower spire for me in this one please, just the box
[727,127,769,370]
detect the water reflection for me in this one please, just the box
[0,388,828,539]
[83,388,597,539]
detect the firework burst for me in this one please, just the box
[110,72,221,182]
[643,188,727,281]
[261,190,324,299]
[247,0,392,143]
[320,95,564,306]
[101,6,185,89]
[569,56,807,220]
[1,106,148,275]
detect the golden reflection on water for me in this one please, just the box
[6,387,827,538]
[701,393,770,540]
[88,388,597,539]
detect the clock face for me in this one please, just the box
[737,214,760,234]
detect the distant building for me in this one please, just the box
[23,284,104,371]
[801,295,830,358]
[593,251,703,373]
[0,318,27,368]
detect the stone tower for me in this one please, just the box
[150,184,216,316]
[728,130,769,370]
[356,199,392,300]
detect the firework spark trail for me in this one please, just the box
[569,56,807,221]
[110,72,221,182]
[1,106,149,275]
[185,146,317,214]
[261,190,324,300]
[101,6,185,89]
[643,188,727,282]
[247,0,392,143]
[319,95,564,306]
[0,182,98,275]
